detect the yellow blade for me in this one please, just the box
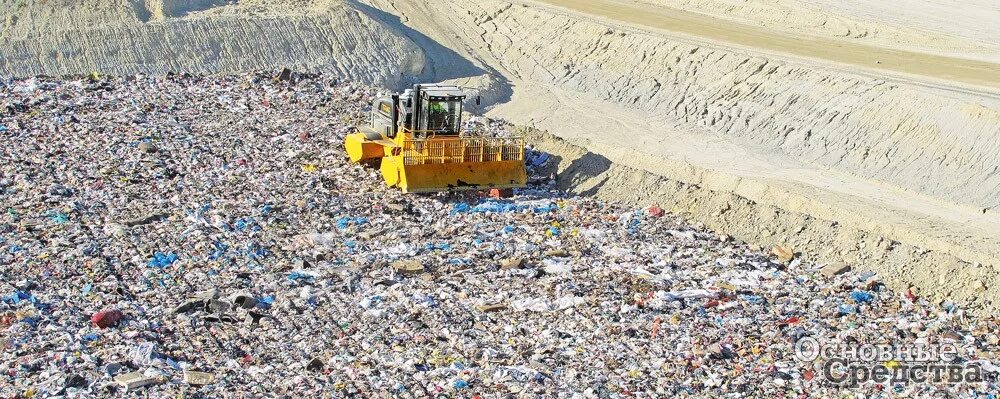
[384,159,527,193]
[374,136,528,193]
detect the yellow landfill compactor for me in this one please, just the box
[344,84,527,193]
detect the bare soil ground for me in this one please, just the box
[634,0,1000,62]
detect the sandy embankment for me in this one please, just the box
[1,0,998,311]
[0,0,428,86]
[633,0,1000,63]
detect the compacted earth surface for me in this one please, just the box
[1,74,998,397]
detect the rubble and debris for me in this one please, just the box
[113,371,161,390]
[90,309,123,329]
[821,261,852,277]
[392,260,425,274]
[0,72,996,398]
[182,371,216,386]
[137,141,157,154]
[772,245,795,262]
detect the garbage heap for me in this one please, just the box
[1,73,997,398]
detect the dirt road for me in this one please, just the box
[533,0,1000,89]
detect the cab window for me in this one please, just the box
[378,101,392,116]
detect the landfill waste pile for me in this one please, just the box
[1,72,998,398]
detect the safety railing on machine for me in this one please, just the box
[401,137,525,165]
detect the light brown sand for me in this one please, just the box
[534,0,1000,89]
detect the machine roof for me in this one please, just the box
[419,84,466,98]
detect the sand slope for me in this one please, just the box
[0,0,429,86]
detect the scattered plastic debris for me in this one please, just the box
[0,72,994,398]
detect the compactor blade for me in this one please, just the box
[379,137,528,193]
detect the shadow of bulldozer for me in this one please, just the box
[535,149,613,197]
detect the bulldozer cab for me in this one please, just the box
[409,84,465,135]
[370,84,465,138]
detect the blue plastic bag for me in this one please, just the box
[850,290,874,304]
[148,252,179,268]
[287,272,315,283]
[336,216,368,230]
